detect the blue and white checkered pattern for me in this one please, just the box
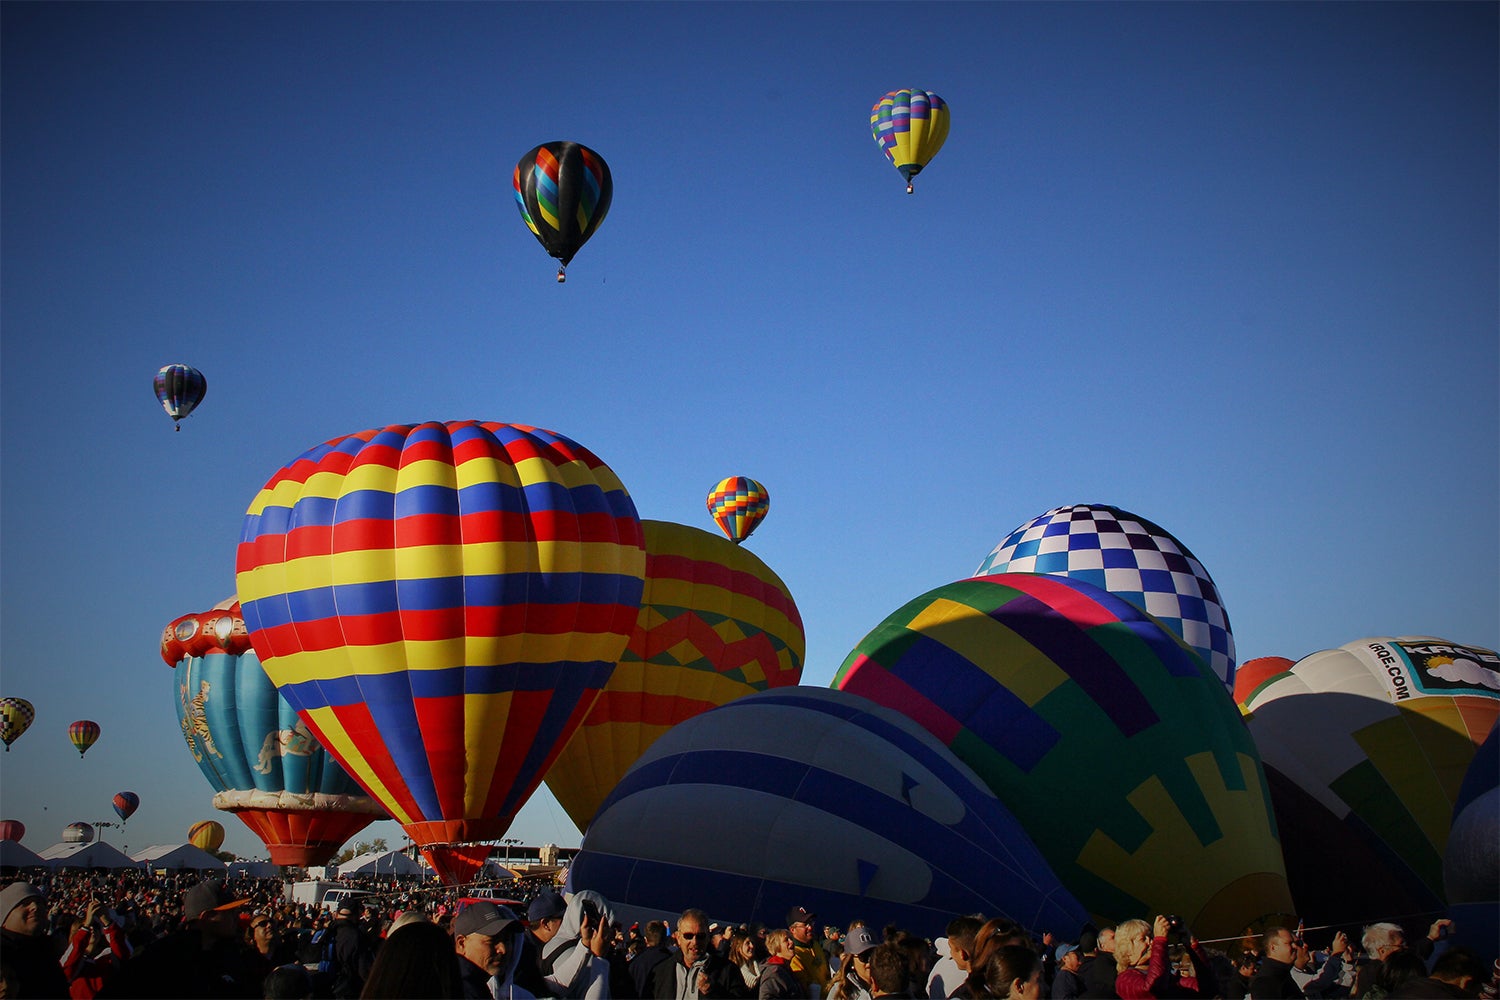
[975,504,1236,689]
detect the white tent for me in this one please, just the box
[228,860,280,878]
[39,841,141,870]
[132,843,227,871]
[0,839,47,868]
[340,849,421,877]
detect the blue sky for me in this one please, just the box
[2,1,1495,860]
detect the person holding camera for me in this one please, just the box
[1112,915,1217,999]
[61,897,132,999]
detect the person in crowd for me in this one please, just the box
[633,921,676,998]
[449,902,526,1000]
[927,917,983,1000]
[1111,916,1216,999]
[61,897,132,1000]
[972,946,1042,1000]
[97,879,260,999]
[868,943,914,1000]
[328,904,377,999]
[651,907,742,999]
[1251,926,1311,999]
[2,881,71,999]
[518,891,567,998]
[758,929,807,1000]
[1077,927,1115,1000]
[824,927,844,977]
[1050,944,1082,1000]
[711,925,726,960]
[357,918,462,999]
[244,911,299,987]
[541,890,612,999]
[1356,924,1411,999]
[891,933,930,993]
[829,925,878,1000]
[1375,952,1435,998]
[729,926,768,998]
[263,963,314,1000]
[1389,947,1487,998]
[785,908,830,1000]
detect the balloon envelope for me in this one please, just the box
[571,686,1091,938]
[705,477,769,544]
[513,141,613,275]
[166,602,384,866]
[976,504,1237,689]
[1243,637,1500,922]
[153,363,206,428]
[0,698,34,751]
[870,89,950,190]
[0,820,24,843]
[236,421,645,876]
[112,792,140,822]
[1234,656,1295,709]
[69,720,100,757]
[189,820,225,853]
[835,573,1290,939]
[63,822,94,844]
[545,519,805,832]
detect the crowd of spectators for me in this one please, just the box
[0,868,1494,1000]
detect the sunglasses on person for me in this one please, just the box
[253,920,275,931]
[679,931,709,941]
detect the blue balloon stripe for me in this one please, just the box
[280,659,616,708]
[352,671,443,820]
[243,571,640,629]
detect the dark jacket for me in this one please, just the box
[1079,953,1118,999]
[460,955,494,1000]
[514,931,549,998]
[653,952,748,999]
[96,929,260,999]
[632,945,674,997]
[1052,968,1083,999]
[2,926,71,999]
[1250,957,1304,999]
[755,959,806,1000]
[330,919,374,999]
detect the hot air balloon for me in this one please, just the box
[571,687,1091,937]
[0,820,23,843]
[164,600,386,867]
[1444,720,1499,964]
[834,573,1291,939]
[705,477,769,545]
[513,142,613,282]
[545,519,805,832]
[112,792,139,822]
[0,698,34,751]
[976,504,1237,690]
[1242,636,1500,924]
[1233,656,1295,710]
[236,421,646,884]
[189,820,225,853]
[63,822,94,844]
[68,720,100,757]
[153,363,207,431]
[870,89,950,194]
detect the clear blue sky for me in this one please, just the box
[3,2,1495,861]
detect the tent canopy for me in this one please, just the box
[0,839,47,869]
[340,849,421,876]
[39,841,141,870]
[132,843,227,871]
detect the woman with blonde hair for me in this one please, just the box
[758,929,808,998]
[1113,916,1216,999]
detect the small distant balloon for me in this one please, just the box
[0,698,35,751]
[513,141,613,282]
[153,363,207,431]
[68,720,100,758]
[706,477,769,544]
[63,822,94,845]
[112,792,140,822]
[870,89,950,194]
[189,820,225,853]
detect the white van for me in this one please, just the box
[320,888,374,914]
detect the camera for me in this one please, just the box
[1165,915,1185,946]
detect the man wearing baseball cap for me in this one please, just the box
[454,901,525,999]
[786,907,831,999]
[1052,943,1083,999]
[97,878,258,998]
[1,881,69,998]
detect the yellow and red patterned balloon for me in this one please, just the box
[546,519,805,831]
[706,476,769,544]
[235,421,645,882]
[189,820,225,853]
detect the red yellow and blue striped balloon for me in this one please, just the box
[870,89,950,193]
[189,819,225,853]
[513,141,613,281]
[68,720,100,758]
[835,573,1291,939]
[112,791,139,822]
[545,519,805,832]
[706,476,769,544]
[235,421,646,877]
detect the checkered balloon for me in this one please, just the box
[976,504,1235,689]
[0,697,34,751]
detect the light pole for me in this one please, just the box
[502,838,520,867]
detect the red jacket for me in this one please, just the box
[62,922,132,1000]
[1115,937,1216,999]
